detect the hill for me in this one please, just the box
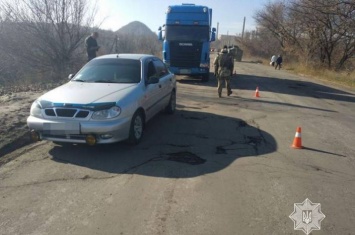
[116,21,157,37]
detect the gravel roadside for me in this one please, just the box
[0,83,62,161]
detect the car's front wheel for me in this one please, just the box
[165,91,176,114]
[128,111,144,145]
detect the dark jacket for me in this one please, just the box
[276,56,283,64]
[85,36,99,60]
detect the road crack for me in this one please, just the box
[0,174,117,189]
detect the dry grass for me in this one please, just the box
[284,62,355,89]
[250,57,355,89]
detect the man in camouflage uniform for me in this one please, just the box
[214,45,234,98]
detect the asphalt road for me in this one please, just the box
[1,59,355,235]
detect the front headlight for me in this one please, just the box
[30,100,42,118]
[91,106,121,120]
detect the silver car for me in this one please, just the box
[27,54,176,145]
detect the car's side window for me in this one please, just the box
[147,61,158,79]
[153,59,169,78]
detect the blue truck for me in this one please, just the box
[158,4,216,82]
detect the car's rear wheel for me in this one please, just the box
[165,91,176,114]
[128,111,144,144]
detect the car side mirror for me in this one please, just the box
[210,28,216,42]
[68,74,74,80]
[158,25,165,41]
[158,30,163,41]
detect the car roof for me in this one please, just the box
[96,54,156,61]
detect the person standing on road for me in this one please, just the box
[275,54,283,70]
[214,45,233,98]
[270,55,276,66]
[85,32,100,62]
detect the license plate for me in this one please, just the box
[43,122,80,135]
[180,69,191,74]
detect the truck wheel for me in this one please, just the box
[128,111,144,145]
[202,73,209,82]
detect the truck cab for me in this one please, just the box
[158,4,216,82]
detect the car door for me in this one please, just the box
[143,59,162,120]
[152,58,173,108]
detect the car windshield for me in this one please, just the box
[72,58,141,83]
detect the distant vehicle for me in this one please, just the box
[228,45,243,62]
[27,54,176,145]
[158,4,216,82]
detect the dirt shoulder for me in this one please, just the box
[0,83,61,160]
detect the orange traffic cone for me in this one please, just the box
[291,127,303,149]
[254,87,260,98]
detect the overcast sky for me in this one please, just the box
[94,0,272,35]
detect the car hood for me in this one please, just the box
[38,82,137,106]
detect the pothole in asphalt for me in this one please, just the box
[216,146,227,154]
[180,114,207,120]
[166,151,206,165]
[246,136,264,145]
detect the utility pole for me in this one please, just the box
[216,22,219,39]
[115,35,119,53]
[227,30,230,47]
[242,17,246,41]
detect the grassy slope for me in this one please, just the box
[253,57,355,89]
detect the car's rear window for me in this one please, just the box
[72,59,141,83]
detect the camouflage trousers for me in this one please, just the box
[217,76,232,95]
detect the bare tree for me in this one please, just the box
[254,1,292,49]
[254,0,355,70]
[289,0,355,69]
[333,1,355,70]
[0,0,98,80]
[84,26,161,57]
[242,28,282,59]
